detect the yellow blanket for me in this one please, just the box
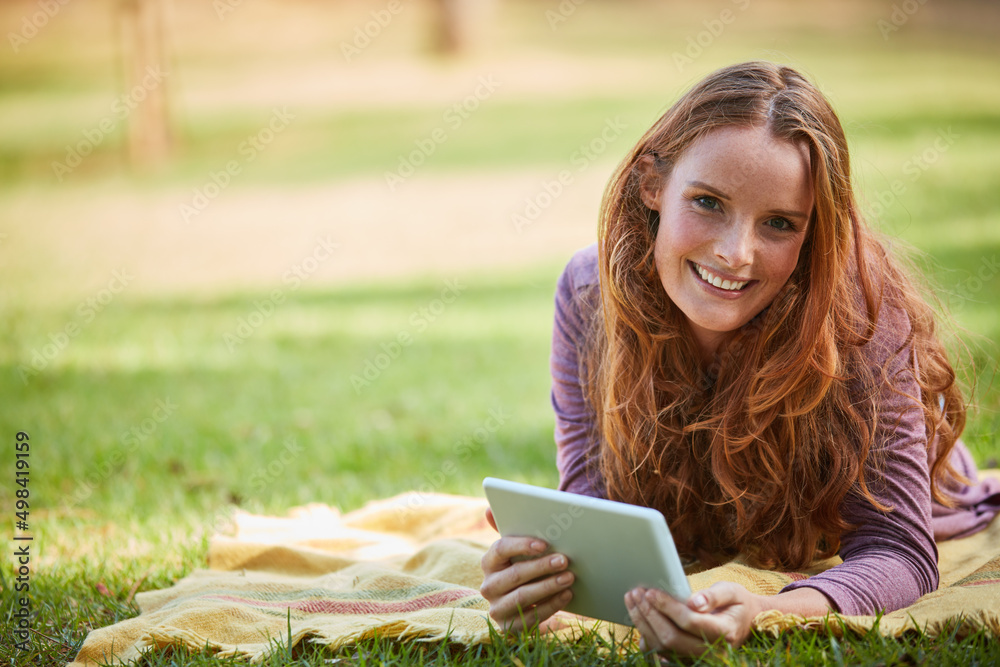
[72,485,1000,665]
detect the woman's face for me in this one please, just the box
[643,125,813,359]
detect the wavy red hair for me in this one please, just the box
[587,61,965,569]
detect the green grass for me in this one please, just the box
[0,275,563,517]
[8,535,1000,667]
[31,620,1000,667]
[2,0,1000,664]
[1,271,999,666]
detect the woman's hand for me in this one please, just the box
[625,582,763,656]
[479,508,575,633]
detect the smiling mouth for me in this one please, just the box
[689,261,753,292]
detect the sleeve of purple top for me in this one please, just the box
[552,244,604,498]
[779,305,939,615]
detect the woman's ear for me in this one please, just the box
[636,155,663,212]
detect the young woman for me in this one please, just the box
[479,61,1000,654]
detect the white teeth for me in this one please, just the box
[694,263,748,291]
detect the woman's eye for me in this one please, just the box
[694,196,720,210]
[766,217,794,231]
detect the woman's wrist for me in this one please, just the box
[748,591,769,620]
[756,587,833,618]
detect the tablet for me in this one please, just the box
[483,477,691,627]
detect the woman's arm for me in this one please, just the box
[551,244,604,497]
[480,247,599,633]
[780,305,938,616]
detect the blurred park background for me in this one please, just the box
[1,0,1000,657]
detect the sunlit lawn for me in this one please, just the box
[2,0,999,664]
[2,269,999,665]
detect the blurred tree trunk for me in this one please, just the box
[118,0,172,169]
[428,0,495,55]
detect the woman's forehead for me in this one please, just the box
[671,126,813,209]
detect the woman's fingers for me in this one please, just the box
[481,547,570,599]
[480,536,545,575]
[645,585,753,646]
[479,536,575,631]
[503,588,574,634]
[485,559,575,622]
[647,588,724,642]
[631,589,706,655]
[627,588,735,657]
[687,582,741,612]
[626,590,663,652]
[645,588,697,627]
[646,590,713,644]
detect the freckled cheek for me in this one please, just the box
[759,242,806,284]
[657,210,712,260]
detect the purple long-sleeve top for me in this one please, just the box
[552,244,1000,616]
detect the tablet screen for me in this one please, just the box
[483,477,691,626]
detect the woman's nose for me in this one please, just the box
[715,220,754,269]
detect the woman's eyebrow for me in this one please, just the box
[767,207,811,221]
[688,180,730,200]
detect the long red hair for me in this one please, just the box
[587,61,964,569]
